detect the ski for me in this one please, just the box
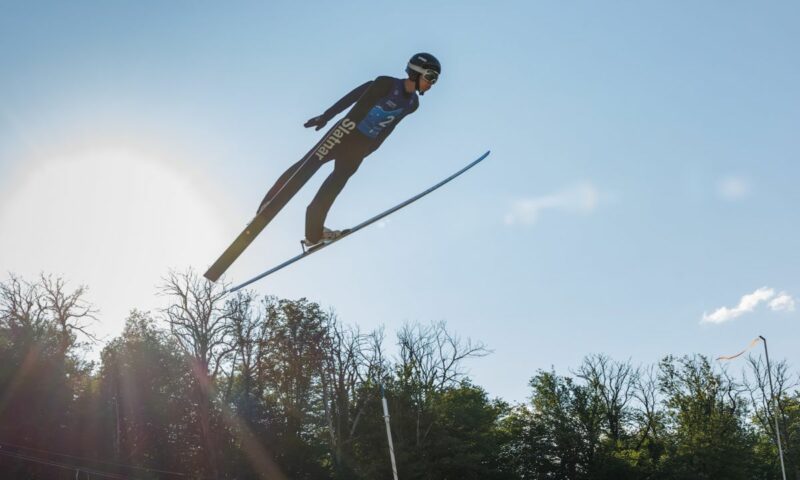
[204,156,319,282]
[228,150,490,292]
[203,209,276,282]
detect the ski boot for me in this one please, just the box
[301,227,344,251]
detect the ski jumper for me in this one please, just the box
[259,76,419,243]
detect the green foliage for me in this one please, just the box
[2,273,799,479]
[657,355,758,480]
[498,370,639,480]
[97,311,200,476]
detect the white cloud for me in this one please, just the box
[769,292,796,312]
[702,287,796,324]
[504,182,599,226]
[716,176,751,201]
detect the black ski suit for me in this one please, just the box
[259,76,419,243]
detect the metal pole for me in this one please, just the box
[760,335,787,480]
[380,385,399,480]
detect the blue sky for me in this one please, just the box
[1,1,798,402]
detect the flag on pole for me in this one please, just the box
[717,337,762,361]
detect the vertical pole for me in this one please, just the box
[760,335,787,480]
[381,385,399,480]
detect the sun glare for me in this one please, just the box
[0,149,232,338]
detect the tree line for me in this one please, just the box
[0,271,798,479]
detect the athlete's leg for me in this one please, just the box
[257,118,360,214]
[257,148,340,217]
[258,157,307,212]
[305,155,364,243]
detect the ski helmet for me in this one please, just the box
[406,53,441,84]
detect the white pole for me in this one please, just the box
[718,336,788,479]
[381,385,399,480]
[760,336,787,480]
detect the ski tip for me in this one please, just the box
[203,271,219,283]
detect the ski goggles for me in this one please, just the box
[408,64,439,84]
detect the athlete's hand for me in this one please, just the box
[304,115,328,131]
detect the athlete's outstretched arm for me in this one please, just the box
[342,76,395,123]
[321,81,372,120]
[305,77,395,130]
[304,80,372,130]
